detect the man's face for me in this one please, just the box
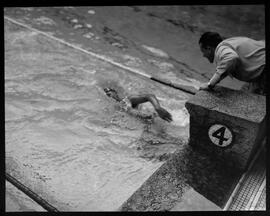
[199,43,214,63]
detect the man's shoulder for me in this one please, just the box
[218,37,243,47]
[215,37,247,54]
[220,36,262,48]
[215,40,235,56]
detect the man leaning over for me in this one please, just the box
[198,32,265,95]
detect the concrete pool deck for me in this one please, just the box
[120,144,241,211]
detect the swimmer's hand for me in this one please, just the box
[155,107,173,122]
[128,94,172,122]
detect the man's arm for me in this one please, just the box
[200,46,239,90]
[127,94,172,122]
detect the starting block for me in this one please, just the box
[185,86,266,170]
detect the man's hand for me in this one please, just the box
[199,82,214,91]
[156,107,173,122]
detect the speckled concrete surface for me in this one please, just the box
[185,86,266,170]
[186,86,266,123]
[120,145,241,211]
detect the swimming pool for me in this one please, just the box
[5,20,190,211]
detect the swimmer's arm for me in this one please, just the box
[128,94,164,109]
[127,94,159,108]
[128,94,172,122]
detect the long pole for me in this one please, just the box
[5,16,197,96]
[6,173,59,212]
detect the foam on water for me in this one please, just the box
[34,16,57,26]
[169,109,189,127]
[142,45,170,58]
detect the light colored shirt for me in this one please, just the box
[209,37,265,86]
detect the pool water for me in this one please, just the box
[5,21,190,211]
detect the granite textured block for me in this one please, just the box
[185,86,266,170]
[120,145,241,211]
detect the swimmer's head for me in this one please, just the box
[104,88,121,102]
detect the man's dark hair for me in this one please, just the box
[199,32,223,48]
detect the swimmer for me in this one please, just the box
[104,88,172,122]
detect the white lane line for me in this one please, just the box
[4,16,151,79]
